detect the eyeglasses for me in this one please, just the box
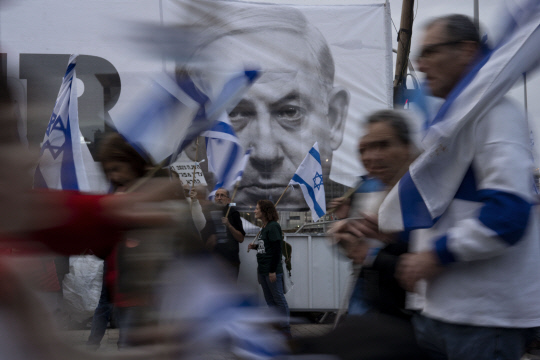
[417,41,463,60]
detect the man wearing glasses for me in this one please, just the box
[202,188,245,279]
[395,14,540,360]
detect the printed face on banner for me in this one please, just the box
[193,29,349,209]
[179,0,370,210]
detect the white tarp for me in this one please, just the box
[62,255,103,323]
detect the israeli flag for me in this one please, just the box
[114,69,259,165]
[34,54,107,192]
[234,148,252,183]
[205,115,251,199]
[379,0,540,232]
[289,143,326,222]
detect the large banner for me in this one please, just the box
[1,0,392,210]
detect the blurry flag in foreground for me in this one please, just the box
[113,69,259,165]
[289,143,326,221]
[379,0,540,232]
[205,113,251,199]
[34,54,107,192]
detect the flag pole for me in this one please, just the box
[247,184,290,252]
[189,137,200,210]
[247,228,263,253]
[274,184,290,207]
[325,181,363,215]
[124,135,208,194]
[224,180,240,218]
[125,158,168,193]
[190,137,200,190]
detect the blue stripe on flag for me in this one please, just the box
[207,70,259,119]
[177,70,259,156]
[399,171,433,229]
[33,165,47,189]
[309,146,321,164]
[235,148,251,183]
[244,70,259,82]
[60,114,79,190]
[64,63,76,78]
[214,142,240,189]
[177,76,209,106]
[291,174,325,217]
[210,121,236,137]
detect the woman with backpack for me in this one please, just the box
[248,199,291,337]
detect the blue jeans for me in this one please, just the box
[258,273,290,334]
[348,277,370,315]
[412,313,534,360]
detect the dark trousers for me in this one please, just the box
[413,313,535,360]
[86,279,113,347]
[258,273,290,334]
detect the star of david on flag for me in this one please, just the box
[289,142,326,222]
[34,54,107,192]
[313,172,323,191]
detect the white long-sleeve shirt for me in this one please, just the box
[414,98,540,327]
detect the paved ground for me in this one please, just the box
[62,319,333,357]
[62,320,540,359]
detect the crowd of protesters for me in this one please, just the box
[0,5,540,360]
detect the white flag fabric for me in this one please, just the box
[112,73,202,164]
[204,114,251,199]
[114,69,259,164]
[34,54,107,192]
[379,0,540,232]
[289,143,326,221]
[234,148,251,184]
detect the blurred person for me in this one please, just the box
[183,4,349,209]
[98,133,150,193]
[0,68,195,359]
[200,187,245,278]
[170,173,207,232]
[183,184,206,232]
[86,132,153,351]
[247,199,290,337]
[329,110,415,318]
[291,111,428,360]
[392,14,540,360]
[156,245,291,360]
